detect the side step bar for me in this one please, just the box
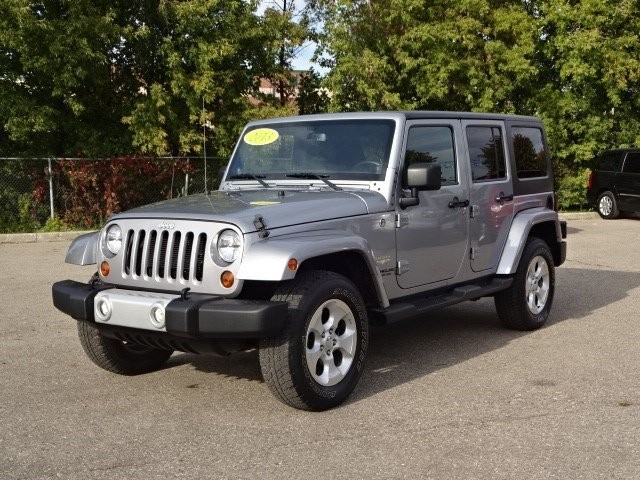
[368,277,513,325]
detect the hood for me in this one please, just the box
[112,189,390,233]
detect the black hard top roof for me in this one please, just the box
[400,110,541,122]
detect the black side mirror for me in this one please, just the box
[406,162,442,190]
[400,163,441,209]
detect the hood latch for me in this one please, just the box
[253,215,270,238]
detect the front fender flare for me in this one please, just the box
[237,232,390,308]
[65,231,99,265]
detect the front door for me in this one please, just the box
[462,121,515,273]
[395,120,469,289]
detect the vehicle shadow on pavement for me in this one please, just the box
[166,265,640,403]
[167,349,263,382]
[351,265,640,403]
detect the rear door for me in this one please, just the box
[462,121,515,273]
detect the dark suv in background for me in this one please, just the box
[587,149,640,219]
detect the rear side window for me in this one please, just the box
[466,126,506,182]
[404,126,457,185]
[596,151,624,172]
[623,153,640,174]
[511,127,547,178]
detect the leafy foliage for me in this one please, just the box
[312,0,539,113]
[0,0,312,159]
[52,158,195,227]
[3,0,639,213]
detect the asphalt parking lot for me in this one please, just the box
[1,217,639,479]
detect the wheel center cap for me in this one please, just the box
[324,337,334,351]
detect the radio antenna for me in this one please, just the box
[203,97,208,193]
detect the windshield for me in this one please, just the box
[227,119,395,182]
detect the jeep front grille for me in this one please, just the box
[123,228,208,283]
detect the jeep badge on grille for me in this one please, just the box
[158,221,175,230]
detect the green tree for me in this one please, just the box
[0,0,309,159]
[536,0,640,174]
[311,0,640,208]
[0,0,125,157]
[261,0,311,107]
[297,68,329,114]
[120,0,274,157]
[311,0,539,113]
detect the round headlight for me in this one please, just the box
[216,229,242,263]
[105,224,122,255]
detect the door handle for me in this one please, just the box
[448,198,470,209]
[495,192,514,203]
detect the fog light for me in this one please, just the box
[95,297,112,321]
[220,271,235,288]
[149,303,166,329]
[100,261,110,277]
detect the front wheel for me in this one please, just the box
[259,271,369,411]
[495,237,555,331]
[77,321,173,375]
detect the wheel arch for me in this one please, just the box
[497,208,564,275]
[66,231,99,265]
[297,251,382,309]
[236,233,390,308]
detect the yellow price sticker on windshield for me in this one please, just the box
[244,128,279,146]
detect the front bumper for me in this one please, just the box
[52,280,287,339]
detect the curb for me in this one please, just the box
[558,212,599,221]
[0,230,96,245]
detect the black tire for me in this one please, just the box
[258,270,369,411]
[597,191,620,219]
[77,321,173,375]
[494,237,555,331]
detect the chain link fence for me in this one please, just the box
[0,156,228,233]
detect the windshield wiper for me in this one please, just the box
[228,173,270,188]
[286,173,342,191]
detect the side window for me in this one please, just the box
[623,153,640,174]
[466,126,506,182]
[596,152,624,172]
[511,127,548,178]
[404,126,457,185]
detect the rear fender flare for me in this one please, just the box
[497,208,563,275]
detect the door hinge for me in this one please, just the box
[470,247,477,260]
[397,260,410,275]
[395,213,409,228]
[470,205,479,218]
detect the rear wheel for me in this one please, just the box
[597,191,619,219]
[259,271,369,411]
[495,238,555,331]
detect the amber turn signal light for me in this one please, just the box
[220,271,235,288]
[100,261,110,277]
[288,258,298,271]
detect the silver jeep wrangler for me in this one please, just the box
[53,112,567,410]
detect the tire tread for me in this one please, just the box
[259,270,366,410]
[77,321,172,375]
